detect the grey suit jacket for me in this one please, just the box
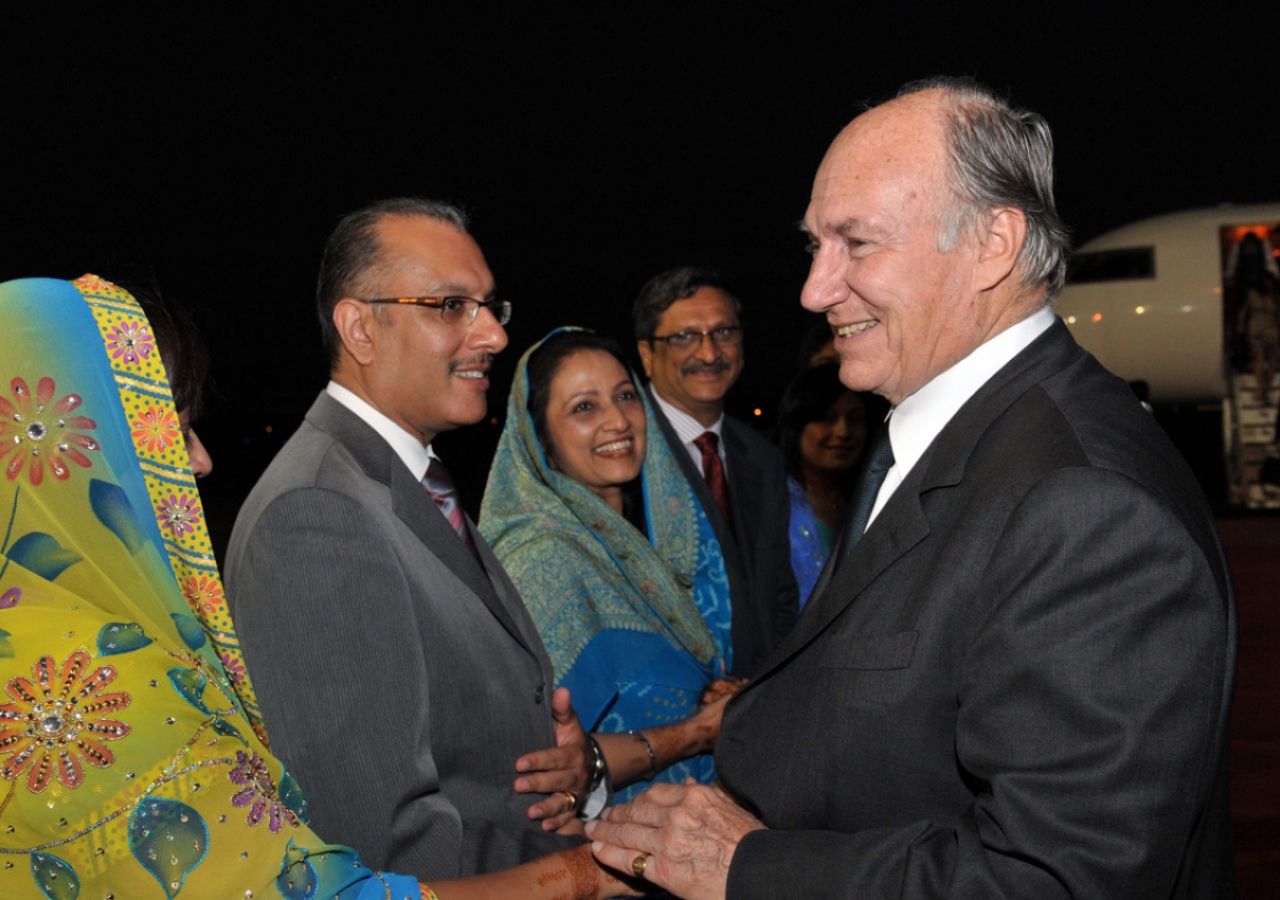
[717,321,1238,899]
[225,393,581,879]
[648,389,800,676]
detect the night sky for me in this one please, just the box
[9,4,1280,534]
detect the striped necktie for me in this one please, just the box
[423,458,478,557]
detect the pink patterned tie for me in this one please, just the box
[423,458,478,557]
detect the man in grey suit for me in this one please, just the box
[590,78,1237,898]
[633,268,799,677]
[226,199,600,881]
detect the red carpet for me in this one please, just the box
[1220,515,1280,897]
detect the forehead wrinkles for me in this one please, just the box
[812,96,949,233]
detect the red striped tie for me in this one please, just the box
[693,431,733,527]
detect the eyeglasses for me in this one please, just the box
[357,296,512,326]
[648,326,743,351]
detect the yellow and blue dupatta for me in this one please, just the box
[0,277,417,900]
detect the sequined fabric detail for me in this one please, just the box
[0,651,131,792]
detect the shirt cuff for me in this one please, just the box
[581,778,610,819]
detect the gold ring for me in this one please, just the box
[631,855,647,879]
[562,790,578,809]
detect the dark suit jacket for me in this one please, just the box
[648,388,800,676]
[717,321,1238,899]
[225,393,581,879]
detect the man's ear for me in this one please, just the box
[974,207,1027,293]
[636,340,655,379]
[333,298,378,367]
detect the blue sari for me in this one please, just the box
[480,330,732,800]
[787,475,835,609]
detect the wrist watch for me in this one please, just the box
[585,735,607,792]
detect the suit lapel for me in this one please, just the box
[472,524,549,661]
[388,463,535,654]
[647,386,748,581]
[740,318,1083,691]
[308,393,535,655]
[747,461,932,686]
[722,421,762,561]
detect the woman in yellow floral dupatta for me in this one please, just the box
[0,275,424,899]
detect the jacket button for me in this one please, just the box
[534,685,545,704]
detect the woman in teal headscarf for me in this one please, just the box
[481,329,738,800]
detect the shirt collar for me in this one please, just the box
[650,388,724,447]
[868,307,1055,525]
[326,380,433,481]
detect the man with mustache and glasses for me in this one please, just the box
[634,267,800,677]
[226,198,607,882]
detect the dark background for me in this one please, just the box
[8,3,1280,545]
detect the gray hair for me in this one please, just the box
[896,76,1071,302]
[316,197,470,368]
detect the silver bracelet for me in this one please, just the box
[630,730,658,777]
[585,735,607,792]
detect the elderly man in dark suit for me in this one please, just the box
[589,78,1238,899]
[633,268,800,677]
[225,199,610,882]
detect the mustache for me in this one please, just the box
[681,358,732,376]
[448,353,497,373]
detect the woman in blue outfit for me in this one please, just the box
[481,329,738,800]
[773,363,888,607]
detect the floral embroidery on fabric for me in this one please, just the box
[104,319,157,365]
[181,575,225,615]
[229,750,300,832]
[73,274,117,293]
[0,587,19,609]
[220,653,246,685]
[156,493,202,539]
[131,406,181,454]
[0,377,99,485]
[0,650,132,792]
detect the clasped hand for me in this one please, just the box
[514,686,591,831]
[586,779,766,900]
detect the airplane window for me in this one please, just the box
[1068,247,1155,283]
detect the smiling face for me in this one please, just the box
[336,214,507,445]
[543,349,647,512]
[637,287,743,427]
[799,390,866,478]
[800,90,1021,405]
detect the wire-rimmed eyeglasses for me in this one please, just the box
[648,326,743,351]
[357,296,512,327]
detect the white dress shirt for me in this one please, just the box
[650,389,729,478]
[326,381,439,477]
[868,307,1056,528]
